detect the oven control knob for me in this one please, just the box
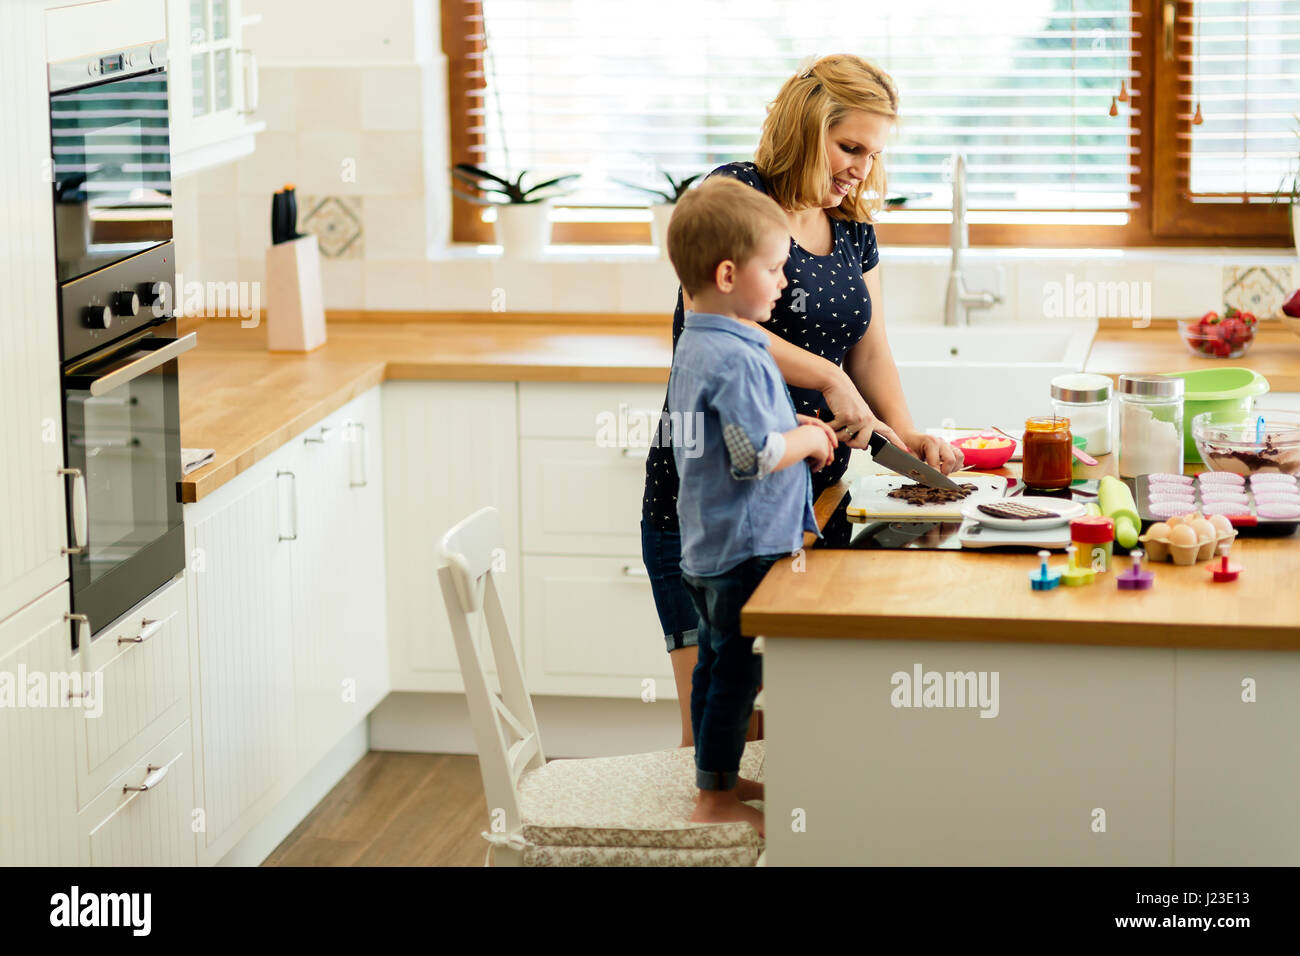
[83,305,113,329]
[136,281,165,310]
[112,291,140,317]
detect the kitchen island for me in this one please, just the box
[745,457,1300,866]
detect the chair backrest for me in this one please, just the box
[438,506,545,844]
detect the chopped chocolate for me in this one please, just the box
[886,481,977,506]
[977,501,1058,521]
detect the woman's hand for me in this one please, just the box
[822,372,910,452]
[899,430,965,475]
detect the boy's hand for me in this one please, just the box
[796,413,839,451]
[797,422,836,472]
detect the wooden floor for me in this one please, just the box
[262,752,489,867]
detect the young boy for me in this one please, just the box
[664,177,838,836]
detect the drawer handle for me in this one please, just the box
[347,420,368,487]
[123,763,168,793]
[621,565,649,577]
[58,467,87,551]
[65,612,90,651]
[620,447,650,459]
[304,425,335,444]
[119,617,164,645]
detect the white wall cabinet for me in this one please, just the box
[0,584,80,866]
[384,381,521,693]
[166,0,264,177]
[0,0,68,626]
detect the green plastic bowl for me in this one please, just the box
[1159,368,1270,463]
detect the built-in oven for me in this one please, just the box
[50,40,194,646]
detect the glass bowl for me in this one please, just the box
[1191,409,1300,475]
[1177,316,1256,359]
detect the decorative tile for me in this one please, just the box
[298,195,363,259]
[1221,265,1292,317]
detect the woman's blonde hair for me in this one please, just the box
[666,176,788,298]
[754,54,899,222]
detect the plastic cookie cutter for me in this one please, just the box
[1060,544,1096,587]
[1116,548,1155,590]
[1207,542,1243,583]
[1029,549,1061,591]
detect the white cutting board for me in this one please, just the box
[847,472,1009,521]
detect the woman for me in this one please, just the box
[640,54,965,747]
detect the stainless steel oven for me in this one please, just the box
[51,40,194,644]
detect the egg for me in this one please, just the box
[1146,521,1171,541]
[1208,514,1234,535]
[1168,525,1198,547]
[1190,518,1216,543]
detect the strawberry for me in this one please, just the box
[1284,290,1300,318]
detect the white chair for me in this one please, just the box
[438,506,765,867]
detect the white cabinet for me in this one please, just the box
[185,442,296,863]
[288,389,390,768]
[78,720,196,866]
[523,556,675,698]
[0,0,68,625]
[166,0,263,177]
[0,584,80,866]
[384,382,521,692]
[520,440,651,556]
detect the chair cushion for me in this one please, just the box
[522,843,760,867]
[516,741,765,852]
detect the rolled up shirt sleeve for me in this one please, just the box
[709,356,788,481]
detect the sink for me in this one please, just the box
[887,321,1097,428]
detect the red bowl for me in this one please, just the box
[951,435,1016,469]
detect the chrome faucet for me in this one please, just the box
[944,153,1003,327]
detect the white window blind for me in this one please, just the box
[1180,0,1300,203]
[460,0,1141,222]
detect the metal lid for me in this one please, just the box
[1050,373,1112,404]
[1118,373,1184,398]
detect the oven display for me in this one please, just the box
[99,54,125,75]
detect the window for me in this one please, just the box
[444,0,1298,246]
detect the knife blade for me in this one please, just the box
[867,431,962,490]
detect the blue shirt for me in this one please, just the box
[643,160,880,531]
[669,311,820,577]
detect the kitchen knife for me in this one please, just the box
[867,431,962,491]
[271,189,286,244]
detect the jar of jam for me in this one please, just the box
[1022,416,1073,490]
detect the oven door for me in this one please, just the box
[62,327,195,637]
[50,65,171,285]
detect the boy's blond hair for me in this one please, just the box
[755,54,899,222]
[666,176,788,298]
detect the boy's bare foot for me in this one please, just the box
[734,776,764,802]
[692,789,765,837]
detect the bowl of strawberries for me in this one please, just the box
[1177,307,1257,359]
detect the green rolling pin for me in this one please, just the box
[1098,475,1141,549]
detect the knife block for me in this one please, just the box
[265,234,327,352]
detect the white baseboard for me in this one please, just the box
[369,691,684,758]
[217,720,369,867]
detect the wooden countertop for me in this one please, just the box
[748,452,1300,651]
[179,313,1300,504]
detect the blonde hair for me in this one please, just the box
[754,54,899,222]
[666,177,788,298]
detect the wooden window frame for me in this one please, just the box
[443,0,1291,250]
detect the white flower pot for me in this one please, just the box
[494,202,552,259]
[651,203,676,258]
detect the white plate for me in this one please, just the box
[960,496,1085,530]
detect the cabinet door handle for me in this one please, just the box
[238,48,259,114]
[621,565,649,577]
[57,467,87,551]
[347,420,368,487]
[65,612,90,652]
[119,616,165,645]
[123,763,168,793]
[304,425,334,444]
[277,470,299,541]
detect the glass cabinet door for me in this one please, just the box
[189,0,238,120]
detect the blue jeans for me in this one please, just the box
[640,519,699,652]
[681,554,784,791]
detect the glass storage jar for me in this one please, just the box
[1022,416,1074,490]
[1050,373,1113,456]
[1118,374,1184,478]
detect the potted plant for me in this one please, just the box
[614,169,704,257]
[451,164,579,258]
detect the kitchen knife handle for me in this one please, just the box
[866,431,888,457]
[271,190,284,244]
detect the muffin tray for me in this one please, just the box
[1132,473,1300,530]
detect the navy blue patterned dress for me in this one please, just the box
[642,161,880,532]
